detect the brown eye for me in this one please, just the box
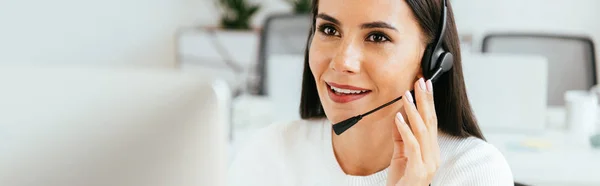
[324,27,337,35]
[318,24,340,37]
[367,33,390,43]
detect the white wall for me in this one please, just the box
[0,0,208,66]
[0,0,291,66]
[453,0,600,32]
[452,0,600,78]
[2,0,598,68]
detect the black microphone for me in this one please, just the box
[332,91,411,135]
[332,60,452,135]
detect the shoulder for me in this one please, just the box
[433,133,514,186]
[228,119,327,186]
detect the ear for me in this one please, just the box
[414,69,424,82]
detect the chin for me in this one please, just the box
[325,113,351,124]
[320,104,367,124]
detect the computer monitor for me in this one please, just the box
[0,66,230,186]
[462,54,548,132]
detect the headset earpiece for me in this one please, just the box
[421,0,453,82]
[438,52,454,72]
[421,44,435,79]
[428,52,454,82]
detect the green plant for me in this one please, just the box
[286,0,311,14]
[218,0,261,30]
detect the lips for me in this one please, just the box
[326,82,372,103]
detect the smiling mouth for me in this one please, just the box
[326,82,372,103]
[328,84,370,94]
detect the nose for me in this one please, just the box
[330,38,362,74]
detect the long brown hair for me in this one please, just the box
[299,0,484,140]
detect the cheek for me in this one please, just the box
[308,45,331,83]
[367,63,409,95]
[364,46,422,95]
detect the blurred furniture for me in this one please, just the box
[486,131,600,186]
[0,66,231,186]
[252,14,311,96]
[481,33,597,106]
[461,53,600,185]
[176,27,260,96]
[462,54,548,132]
[266,54,305,122]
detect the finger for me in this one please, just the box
[391,117,403,156]
[424,79,441,167]
[402,90,430,148]
[432,138,441,169]
[396,112,429,184]
[392,115,406,158]
[395,112,422,163]
[415,78,438,134]
[402,90,432,163]
[388,119,407,185]
[415,79,440,167]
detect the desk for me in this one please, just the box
[486,131,600,186]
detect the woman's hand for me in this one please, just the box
[386,78,440,186]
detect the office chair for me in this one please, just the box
[250,13,311,96]
[482,33,597,105]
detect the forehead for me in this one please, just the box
[317,0,416,28]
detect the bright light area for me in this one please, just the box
[1,0,599,186]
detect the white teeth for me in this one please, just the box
[330,85,369,94]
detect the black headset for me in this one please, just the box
[421,0,454,82]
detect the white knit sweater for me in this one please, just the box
[229,119,514,186]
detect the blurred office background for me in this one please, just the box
[1,0,600,186]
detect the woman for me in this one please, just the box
[230,0,513,185]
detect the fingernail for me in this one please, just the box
[426,80,433,93]
[396,112,404,122]
[418,78,426,91]
[405,91,413,103]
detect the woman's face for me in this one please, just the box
[309,0,427,124]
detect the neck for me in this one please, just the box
[331,111,397,176]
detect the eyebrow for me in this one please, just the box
[317,13,341,25]
[316,13,398,32]
[361,21,398,32]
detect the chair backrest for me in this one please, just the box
[252,13,311,96]
[482,33,597,105]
